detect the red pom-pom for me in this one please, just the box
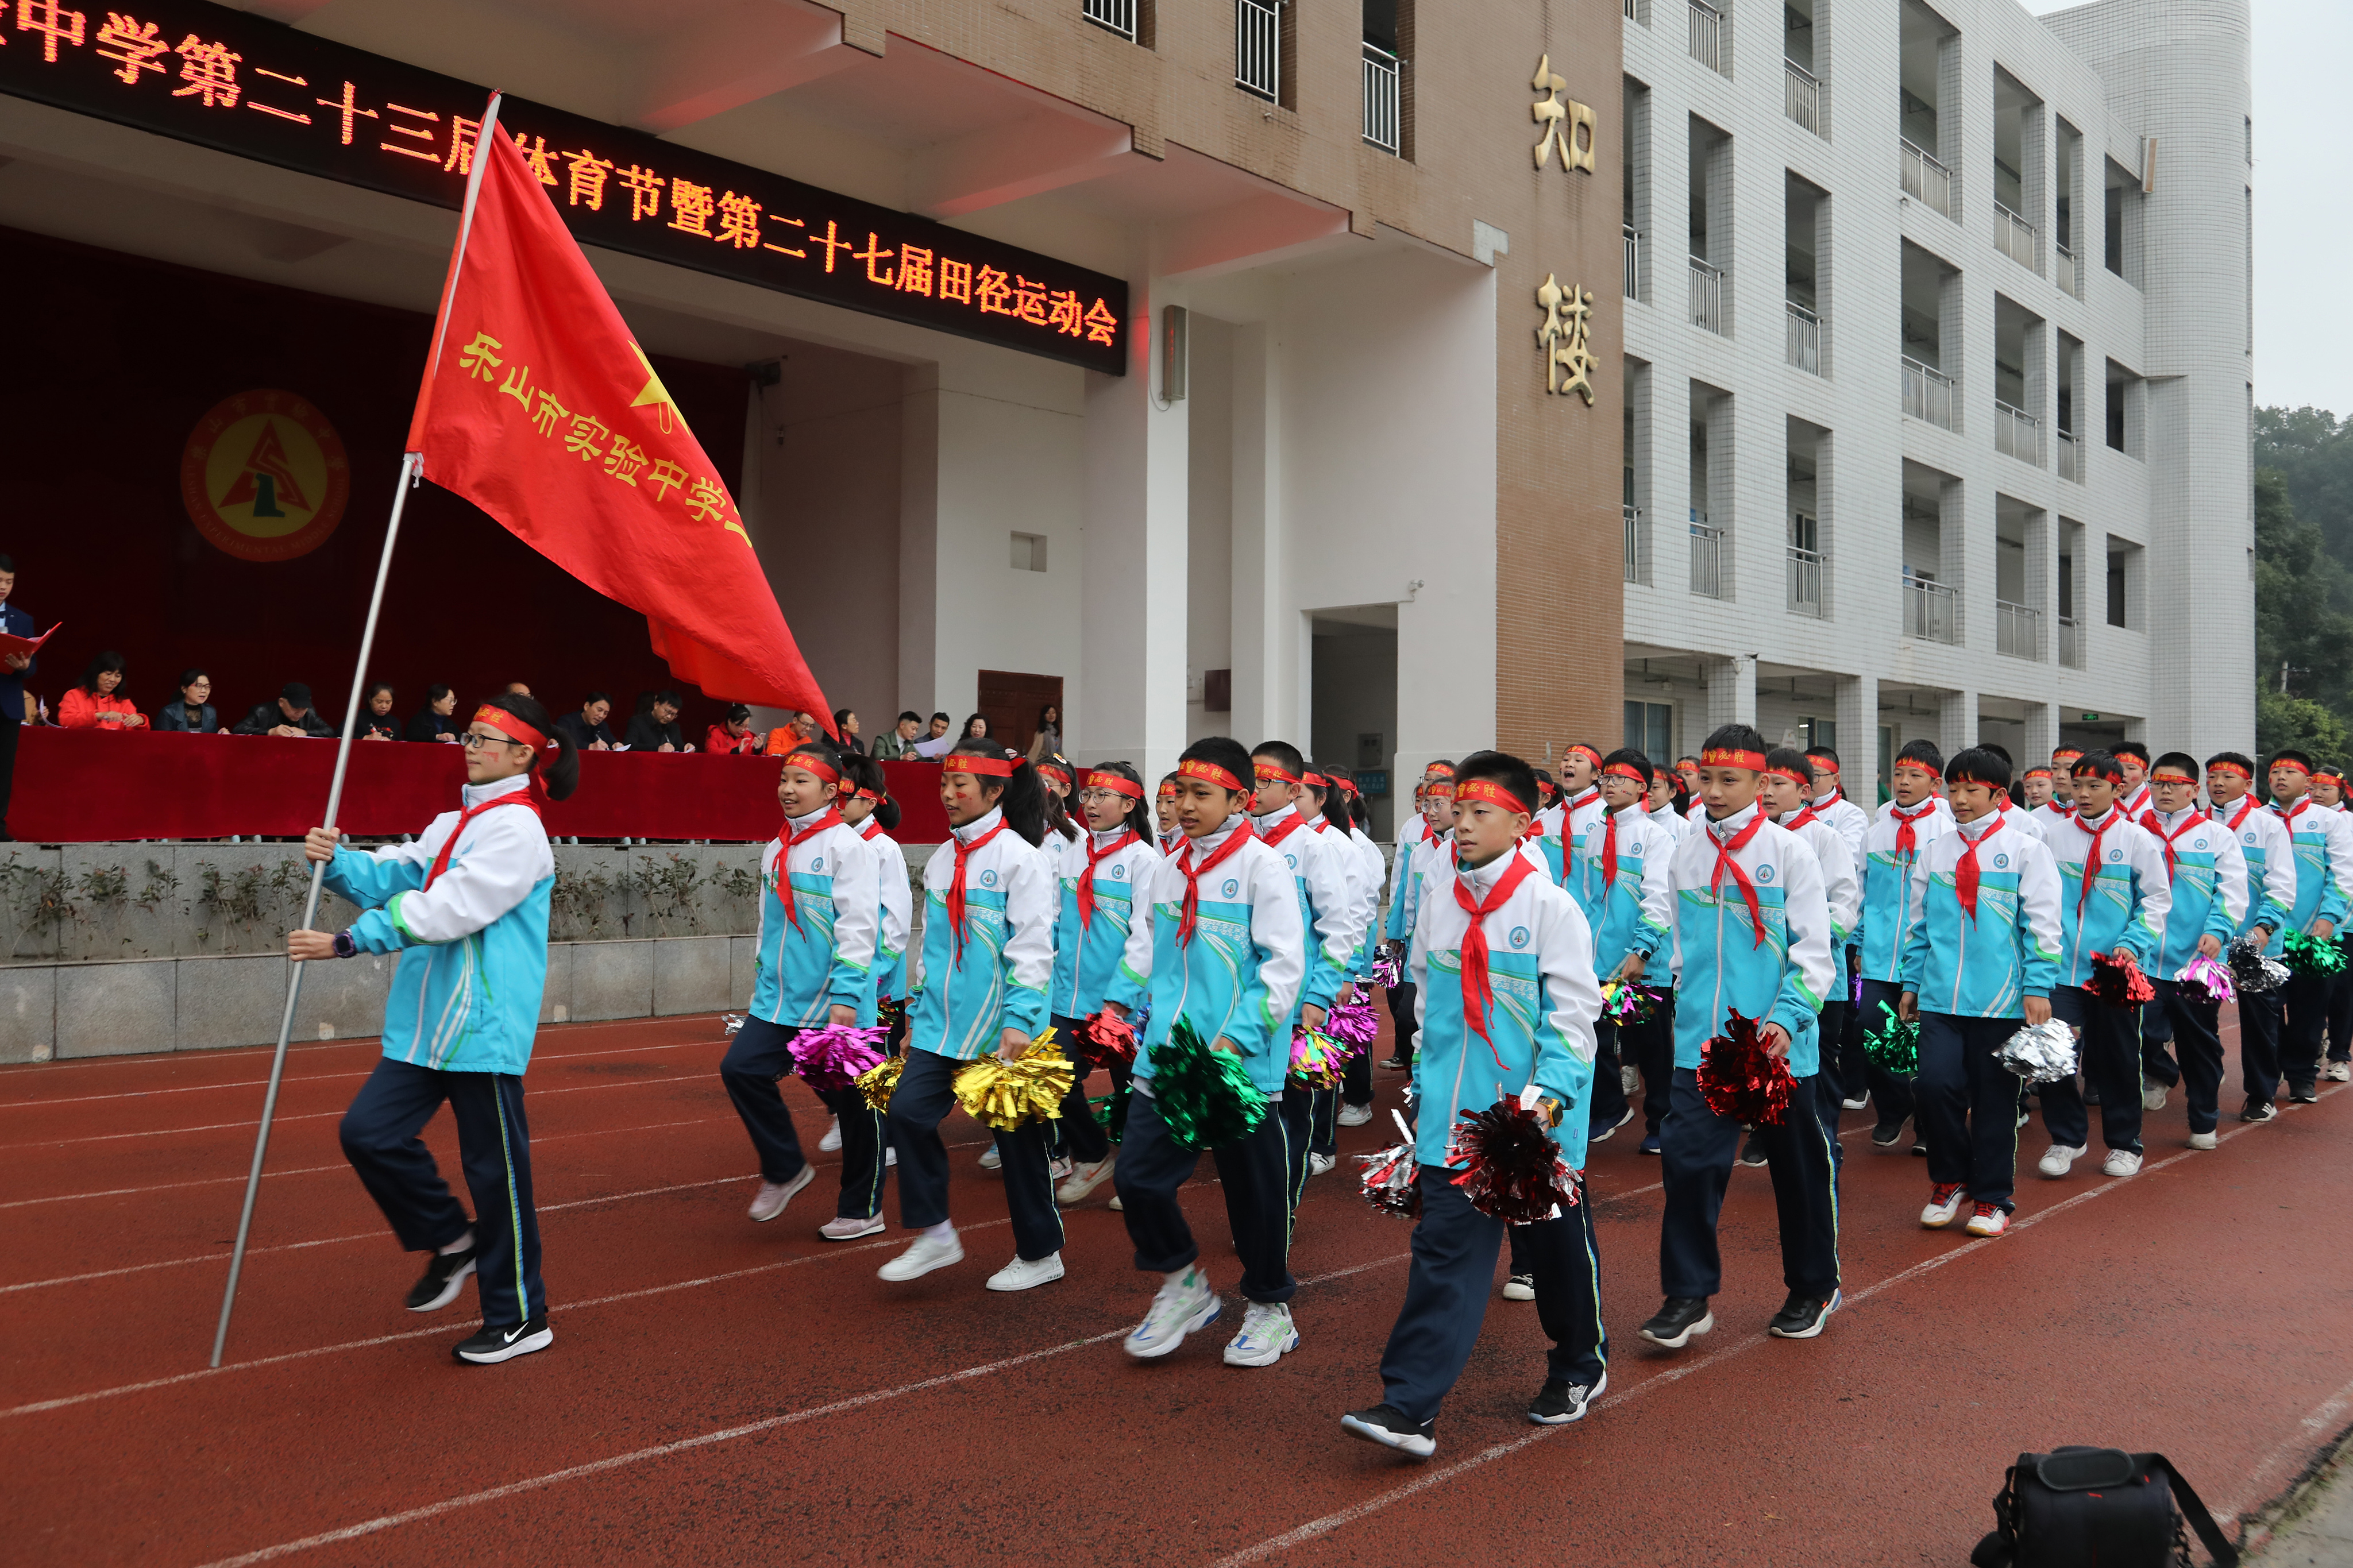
[2088,949,2156,1010]
[1445,1099,1580,1224]
[1696,1010,1795,1127]
[1076,1009,1139,1069]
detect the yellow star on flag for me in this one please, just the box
[630,341,681,434]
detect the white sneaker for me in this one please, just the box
[886,1146,897,1167]
[1056,1154,1116,1204]
[1108,1194,1124,1211]
[1590,1107,1635,1143]
[986,1252,1066,1292]
[2187,1131,2219,1151]
[2101,1148,2144,1177]
[1621,1065,1642,1096]
[1841,1094,1870,1111]
[2329,1063,2352,1083]
[748,1164,815,1222]
[878,1229,964,1282]
[820,1213,885,1241]
[817,1117,843,1153]
[1222,1301,1299,1366]
[1919,1183,1967,1229]
[2142,1084,2169,1111]
[1125,1271,1220,1358]
[1336,1102,1375,1128]
[2038,1144,2086,1179]
[1050,1156,1074,1181]
[978,1145,1002,1171]
[1309,1153,1337,1177]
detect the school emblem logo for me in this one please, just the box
[180,391,350,562]
[812,857,824,871]
[1509,926,1530,948]
[1285,853,1298,870]
[1110,866,1126,879]
[1756,864,1775,883]
[981,869,998,887]
[1222,878,1240,897]
[1993,853,2009,868]
[2109,849,2123,862]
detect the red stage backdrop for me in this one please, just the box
[0,224,748,739]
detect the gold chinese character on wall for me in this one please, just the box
[1536,274,1596,404]
[1531,55,1596,175]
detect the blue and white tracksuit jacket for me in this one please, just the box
[1667,804,1836,1077]
[1897,813,2062,1017]
[1780,809,1860,1000]
[2273,797,2353,936]
[2043,808,2172,987]
[1537,787,1606,919]
[749,809,879,1027]
[2215,796,2297,956]
[1576,805,1675,979]
[324,771,554,1076]
[1383,814,1436,945]
[1809,790,1871,867]
[908,807,1056,1061]
[1345,823,1386,979]
[858,819,912,1001]
[1253,804,1365,1021]
[1409,852,1603,1169]
[2141,806,2249,977]
[1106,817,1306,1098]
[1048,826,1160,1019]
[1858,801,1950,987]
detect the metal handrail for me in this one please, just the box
[1236,0,1279,102]
[1785,300,1820,374]
[1787,544,1827,617]
[1902,356,1954,429]
[1785,59,1821,135]
[1688,0,1723,73]
[1903,571,1958,643]
[1900,137,1953,218]
[1623,505,1646,584]
[1083,0,1137,40]
[1995,399,2042,465]
[1689,255,1726,335]
[1996,599,2042,659]
[1689,520,1726,598]
[1623,225,1641,299]
[1996,202,2038,270]
[1361,43,1400,152]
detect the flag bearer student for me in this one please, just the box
[1855,741,1951,1150]
[718,737,888,1239]
[2135,754,2250,1149]
[1762,748,1861,1163]
[2309,764,2353,1082]
[2204,752,2297,1121]
[1896,747,2062,1239]
[2035,752,2171,1179]
[1382,764,1460,1071]
[1340,751,1607,1459]
[2266,750,2353,1104]
[1098,737,1308,1367]
[1806,747,1873,1115]
[1306,765,1384,1135]
[304,693,574,1365]
[1248,742,1367,1185]
[1639,725,1840,1351]
[879,742,1063,1292]
[1042,762,1159,1204]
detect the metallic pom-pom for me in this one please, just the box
[875,995,909,1033]
[1600,980,1655,1026]
[1322,991,1382,1051]
[787,1023,890,1092]
[722,1013,746,1037]
[1862,1001,1920,1075]
[1995,1018,2079,1084]
[1371,946,1404,991]
[1150,1017,1270,1152]
[1445,1098,1580,1225]
[1357,1110,1421,1218]
[2176,953,2238,1007]
[952,1029,1077,1131]
[855,1053,905,1113]
[1076,1009,1140,1069]
[2228,934,2291,994]
[2088,948,2156,1009]
[1696,1010,1795,1127]
[1287,1027,1349,1090]
[2285,930,2350,978]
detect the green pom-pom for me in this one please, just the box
[1148,1017,1268,1152]
[2286,930,2350,978]
[1863,1001,1919,1075]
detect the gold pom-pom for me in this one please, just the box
[952,1028,1076,1131]
[856,1053,905,1113]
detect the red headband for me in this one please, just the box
[1253,760,1302,786]
[2072,759,2126,783]
[2150,770,2200,786]
[1334,776,1358,796]
[1767,766,1811,787]
[1567,743,1603,767]
[1179,757,1248,792]
[2315,770,2346,787]
[1425,763,1456,779]
[1426,781,1456,798]
[1603,763,1649,783]
[1156,782,1179,799]
[2023,767,2054,781]
[780,747,840,784]
[2272,759,2311,777]
[1085,771,1145,800]
[1301,771,1327,789]
[473,706,547,754]
[943,753,1018,778]
[850,782,886,802]
[1699,747,1768,771]
[2053,750,2084,763]
[1037,762,1073,785]
[1456,778,1530,814]
[2209,761,2252,781]
[1893,762,1939,779]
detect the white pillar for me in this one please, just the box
[1939,688,1977,758]
[1229,320,1291,750]
[1706,654,1756,732]
[1834,672,1876,780]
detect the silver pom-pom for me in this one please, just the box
[1995,1018,2078,1084]
[2228,934,2291,995]
[722,1012,746,1036]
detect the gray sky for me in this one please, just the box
[2023,0,2347,417]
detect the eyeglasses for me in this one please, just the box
[1078,788,1128,805]
[460,731,523,750]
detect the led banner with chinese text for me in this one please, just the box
[0,0,1129,374]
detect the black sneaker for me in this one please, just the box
[1380,1055,1411,1072]
[1340,1403,1435,1459]
[1870,1111,1909,1148]
[2290,1084,2321,1105]
[2240,1099,2278,1123]
[1527,1370,1607,1426]
[1768,1289,1840,1339]
[454,1314,553,1365]
[1500,1272,1536,1301]
[1910,1138,1930,1158]
[2084,1086,2102,1106]
[1637,1296,1714,1349]
[1737,1133,1768,1167]
[405,1245,478,1312]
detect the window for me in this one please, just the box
[2105,538,2143,630]
[1625,701,1674,767]
[1010,531,1048,572]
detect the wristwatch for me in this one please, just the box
[332,930,357,959]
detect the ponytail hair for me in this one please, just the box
[479,692,580,804]
[951,739,1046,847]
[1086,760,1157,847]
[1041,755,1081,842]
[840,751,903,831]
[1315,764,1356,833]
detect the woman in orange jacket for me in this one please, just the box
[57,651,147,731]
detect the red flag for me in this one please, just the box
[406,99,830,724]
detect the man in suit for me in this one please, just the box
[0,555,30,841]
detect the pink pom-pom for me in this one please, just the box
[1322,992,1380,1052]
[789,1023,890,1091]
[2177,953,2237,1006]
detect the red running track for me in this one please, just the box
[3,1010,2348,1566]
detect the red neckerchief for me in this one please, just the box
[1706,809,1770,948]
[859,820,884,841]
[1075,829,1140,928]
[1175,820,1255,945]
[1601,807,1629,887]
[947,814,1009,958]
[2143,808,2207,880]
[424,789,542,889]
[1258,809,1307,851]
[1889,800,1935,858]
[769,808,845,930]
[1452,851,1539,1051]
[1557,788,1601,882]
[2225,795,2258,836]
[1785,804,1821,833]
[1815,787,1845,810]
[2073,808,2120,916]
[2278,797,2313,828]
[1954,816,2004,917]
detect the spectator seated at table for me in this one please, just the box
[233,681,334,738]
[832,708,865,754]
[556,690,616,753]
[706,703,765,755]
[406,684,459,743]
[625,689,685,752]
[359,681,400,741]
[57,651,148,731]
[152,668,221,733]
[909,710,957,760]
[871,709,923,761]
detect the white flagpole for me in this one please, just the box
[210,94,507,1369]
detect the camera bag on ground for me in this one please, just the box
[1968,1446,2238,1567]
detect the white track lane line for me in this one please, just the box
[185,1251,1414,1568]
[1201,1087,2334,1567]
[2213,1369,2353,1526]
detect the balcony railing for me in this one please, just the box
[2055,242,2078,298]
[1996,600,2042,659]
[1689,256,1726,335]
[1625,0,1639,17]
[1995,202,2038,271]
[1902,356,1954,430]
[1995,399,2043,466]
[1623,505,1648,584]
[1688,0,1724,74]
[1903,571,1958,643]
[2057,428,2081,481]
[1690,518,1726,598]
[1901,137,1953,219]
[1787,544,1826,617]
[1623,225,1641,299]
[1785,300,1820,374]
[2058,613,2085,668]
[1361,43,1400,152]
[1236,0,1280,102]
[1785,59,1821,136]
[1083,0,1137,40]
